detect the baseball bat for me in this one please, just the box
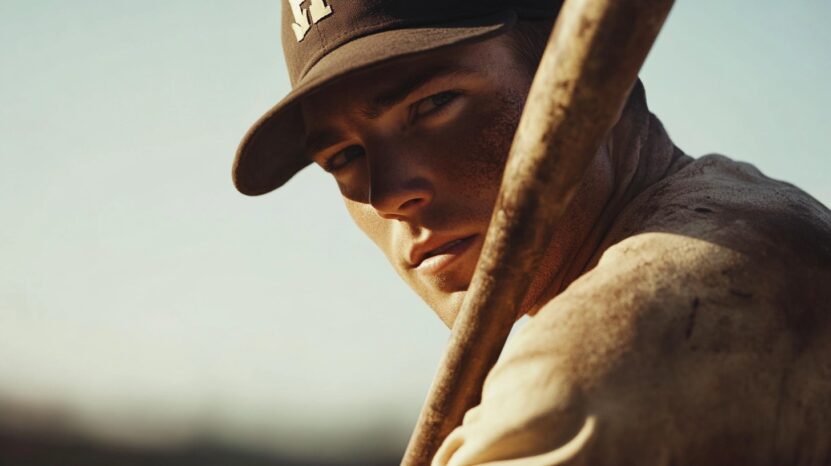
[402,0,675,464]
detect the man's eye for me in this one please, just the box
[412,91,462,119]
[326,145,364,172]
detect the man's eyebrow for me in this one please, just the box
[361,64,477,119]
[304,64,478,158]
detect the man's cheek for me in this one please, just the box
[446,94,522,199]
[343,199,384,246]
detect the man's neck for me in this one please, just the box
[523,81,690,315]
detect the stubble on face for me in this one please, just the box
[302,37,533,326]
[386,53,530,323]
[419,88,525,298]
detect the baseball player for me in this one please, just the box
[232,1,831,464]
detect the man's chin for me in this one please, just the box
[429,289,469,329]
[408,250,479,327]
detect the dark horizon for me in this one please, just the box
[0,428,400,466]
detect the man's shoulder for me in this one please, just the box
[511,179,831,385]
[469,227,828,464]
[617,153,831,265]
[508,151,831,381]
[442,156,831,465]
[517,231,753,359]
[454,225,831,465]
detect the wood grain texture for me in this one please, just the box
[402,0,675,464]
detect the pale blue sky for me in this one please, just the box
[0,0,828,460]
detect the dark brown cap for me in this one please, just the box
[233,0,563,196]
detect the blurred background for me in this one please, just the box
[0,1,828,464]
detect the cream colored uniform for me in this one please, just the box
[434,90,831,465]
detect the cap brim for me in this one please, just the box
[233,10,517,196]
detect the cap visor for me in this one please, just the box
[233,10,517,195]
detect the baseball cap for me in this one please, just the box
[233,0,563,196]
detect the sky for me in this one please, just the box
[0,0,828,461]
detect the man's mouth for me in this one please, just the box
[412,235,478,273]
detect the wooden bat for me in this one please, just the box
[402,0,675,464]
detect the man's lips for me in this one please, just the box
[409,235,478,271]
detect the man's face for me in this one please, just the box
[301,36,533,326]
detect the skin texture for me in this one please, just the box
[301,36,618,327]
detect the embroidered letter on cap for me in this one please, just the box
[289,0,333,42]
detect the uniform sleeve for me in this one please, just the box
[432,234,654,466]
[430,283,607,466]
[430,232,811,465]
[432,356,598,466]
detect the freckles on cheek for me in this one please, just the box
[439,92,525,201]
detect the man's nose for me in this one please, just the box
[368,159,434,220]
